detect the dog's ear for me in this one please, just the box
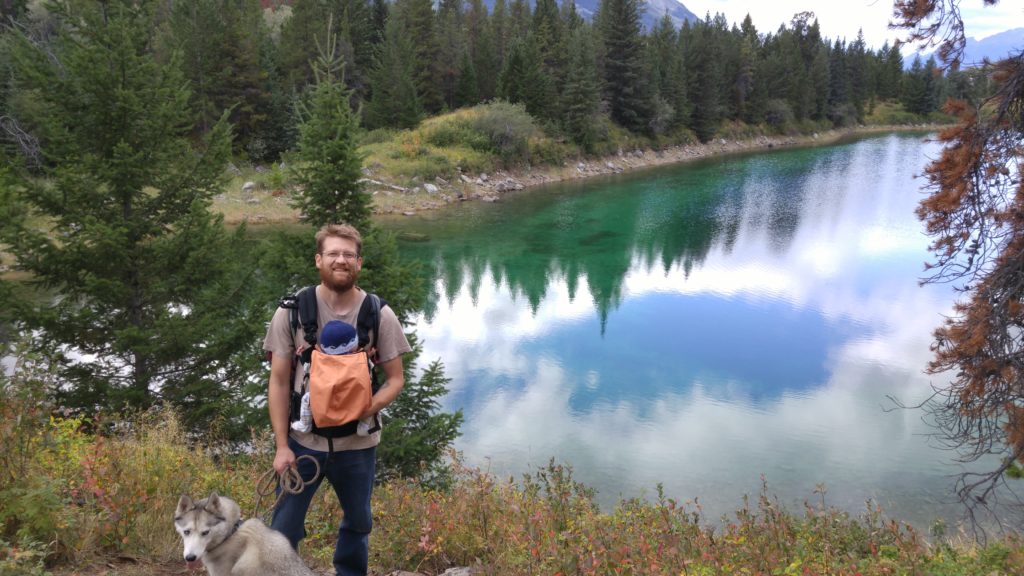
[207,492,221,511]
[176,495,193,516]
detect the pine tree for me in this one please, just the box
[647,14,682,134]
[454,50,480,108]
[364,14,423,129]
[683,19,720,141]
[278,0,376,102]
[733,22,756,122]
[499,37,555,121]
[492,0,510,66]
[828,38,853,124]
[277,0,333,90]
[562,27,602,151]
[1,0,246,426]
[335,0,379,98]
[393,0,443,113]
[437,0,467,109]
[290,19,370,230]
[377,344,463,484]
[809,44,831,120]
[847,29,869,121]
[902,54,930,115]
[598,0,652,134]
[532,0,565,89]
[371,0,389,44]
[509,0,531,43]
[166,0,269,156]
[471,3,500,101]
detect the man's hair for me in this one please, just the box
[316,223,363,255]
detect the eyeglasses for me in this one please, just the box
[320,251,359,262]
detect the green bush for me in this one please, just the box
[467,101,539,164]
[765,98,795,129]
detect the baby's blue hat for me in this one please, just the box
[320,320,358,355]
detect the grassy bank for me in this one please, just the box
[216,101,947,225]
[2,372,1021,576]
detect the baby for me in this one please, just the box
[292,320,378,435]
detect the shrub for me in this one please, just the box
[765,98,795,129]
[467,101,539,164]
[829,102,860,127]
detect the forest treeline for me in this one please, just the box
[1,0,984,166]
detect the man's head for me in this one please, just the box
[316,223,363,256]
[315,223,363,293]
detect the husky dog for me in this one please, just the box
[174,492,315,576]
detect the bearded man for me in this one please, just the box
[263,223,411,576]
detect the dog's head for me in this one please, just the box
[174,492,239,570]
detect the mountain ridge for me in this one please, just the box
[912,27,1024,67]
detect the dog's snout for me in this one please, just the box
[185,554,197,562]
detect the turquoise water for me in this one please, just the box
[380,133,972,529]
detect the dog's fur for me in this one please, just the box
[174,492,315,576]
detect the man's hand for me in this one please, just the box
[274,445,297,475]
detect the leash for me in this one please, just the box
[254,454,321,523]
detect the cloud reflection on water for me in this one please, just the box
[399,134,964,526]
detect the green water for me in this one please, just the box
[379,133,978,529]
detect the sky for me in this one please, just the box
[684,1,1023,52]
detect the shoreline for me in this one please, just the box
[219,125,940,225]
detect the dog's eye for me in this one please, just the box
[201,530,210,536]
[183,529,191,536]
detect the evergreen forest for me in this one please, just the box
[1,0,983,168]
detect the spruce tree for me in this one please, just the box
[472,8,500,101]
[562,27,602,151]
[290,19,370,230]
[371,0,389,44]
[509,0,531,43]
[166,0,268,156]
[278,0,333,90]
[499,37,555,122]
[278,0,375,101]
[393,0,443,113]
[437,0,468,109]
[848,29,869,121]
[1,0,247,425]
[454,50,480,108]
[684,19,720,141]
[532,0,565,98]
[882,42,904,101]
[597,0,652,134]
[364,15,423,129]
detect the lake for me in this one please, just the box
[379,133,975,530]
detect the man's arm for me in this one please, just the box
[362,355,405,418]
[268,353,296,473]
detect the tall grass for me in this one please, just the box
[2,356,1022,575]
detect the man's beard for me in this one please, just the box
[320,264,357,293]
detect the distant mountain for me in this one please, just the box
[483,0,698,31]
[914,27,1024,67]
[962,28,1024,65]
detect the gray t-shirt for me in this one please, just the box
[263,286,412,452]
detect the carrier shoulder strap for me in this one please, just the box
[356,292,386,352]
[280,285,318,364]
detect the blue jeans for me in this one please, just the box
[271,438,376,576]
